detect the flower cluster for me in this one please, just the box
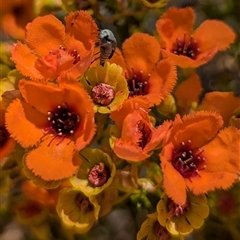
[1,3,240,240]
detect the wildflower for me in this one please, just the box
[112,105,172,162]
[56,188,100,234]
[157,192,209,235]
[197,91,240,126]
[0,0,34,40]
[110,97,151,130]
[5,79,95,186]
[110,33,177,107]
[0,104,16,161]
[79,62,129,113]
[174,73,202,115]
[160,111,240,205]
[70,148,116,196]
[11,10,98,83]
[21,180,70,212]
[156,7,236,68]
[137,212,172,240]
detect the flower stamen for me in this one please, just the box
[172,140,206,178]
[127,68,149,97]
[172,34,200,59]
[46,103,80,137]
[167,198,190,217]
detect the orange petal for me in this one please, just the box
[186,171,237,195]
[148,58,177,105]
[65,10,98,50]
[122,33,161,78]
[5,99,46,148]
[173,111,223,149]
[161,153,187,205]
[25,15,66,57]
[35,49,73,80]
[120,108,149,142]
[161,47,218,68]
[113,139,149,162]
[175,73,202,111]
[156,7,195,49]
[58,48,94,83]
[2,14,26,40]
[11,42,44,80]
[203,127,240,173]
[110,97,150,129]
[197,91,240,126]
[145,120,172,152]
[193,20,236,52]
[19,80,65,114]
[25,138,77,181]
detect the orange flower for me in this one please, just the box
[110,97,150,130]
[21,180,70,211]
[197,91,240,126]
[0,0,34,40]
[112,103,172,162]
[5,78,96,185]
[0,103,16,161]
[156,7,236,68]
[11,11,98,83]
[160,111,240,205]
[109,33,177,107]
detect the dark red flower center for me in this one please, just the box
[88,162,110,187]
[172,34,200,59]
[167,198,190,217]
[137,121,152,149]
[126,68,151,97]
[171,140,206,178]
[47,103,80,136]
[0,126,9,148]
[153,221,171,240]
[75,193,93,213]
[92,83,115,106]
